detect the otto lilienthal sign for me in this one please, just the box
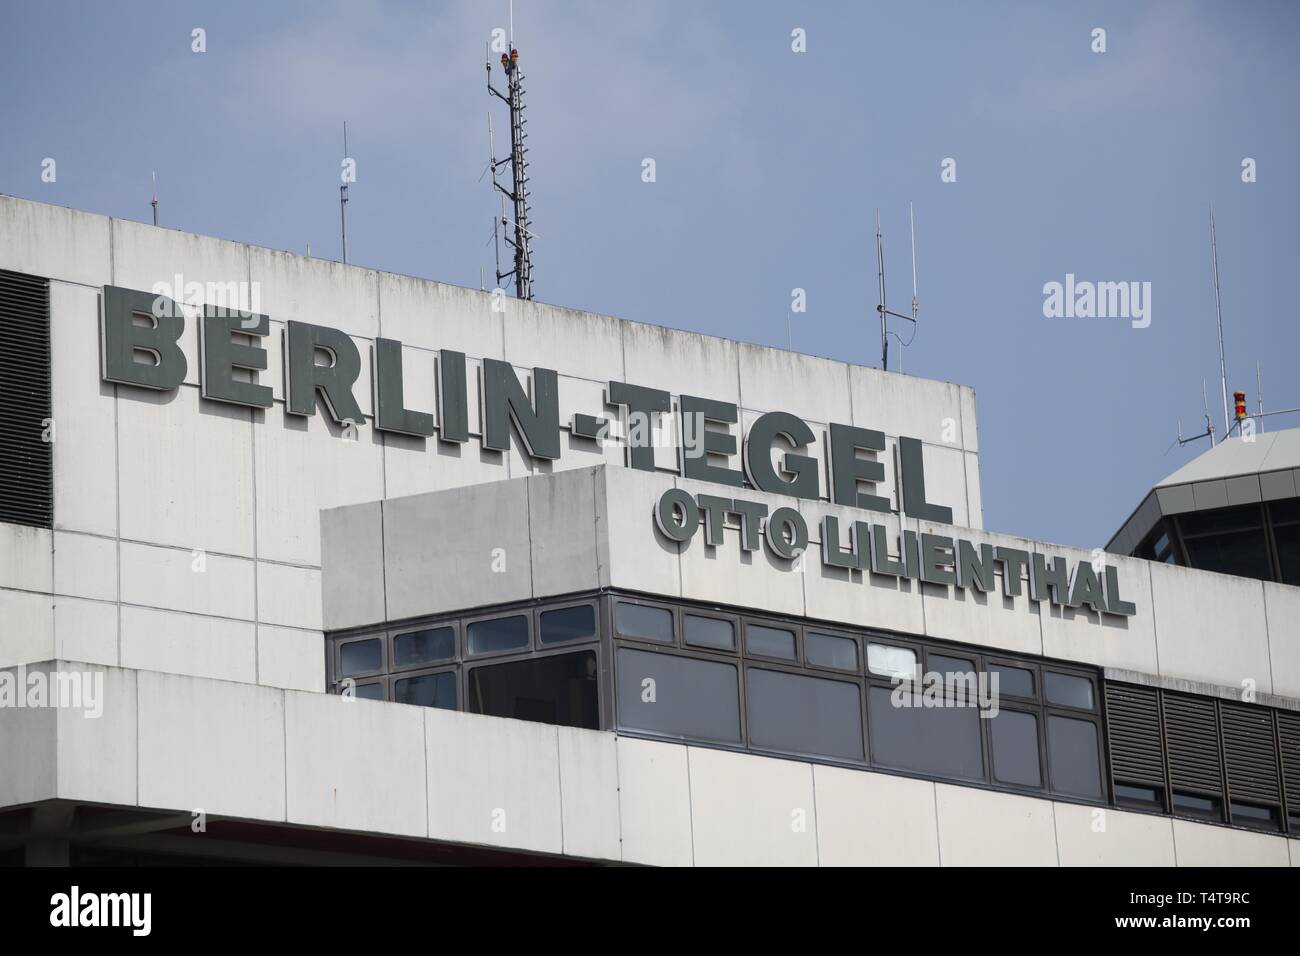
[98,284,1136,619]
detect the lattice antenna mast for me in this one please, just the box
[487,27,535,300]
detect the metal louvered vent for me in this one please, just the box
[1104,683,1165,786]
[1280,712,1300,813]
[1163,694,1222,796]
[0,268,52,528]
[1222,703,1282,805]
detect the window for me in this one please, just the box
[468,651,599,729]
[615,601,673,643]
[616,648,740,743]
[806,632,857,671]
[393,626,454,668]
[1177,505,1272,580]
[746,623,796,661]
[352,682,384,701]
[540,604,596,645]
[684,614,735,651]
[1115,783,1165,812]
[746,668,863,761]
[868,685,984,781]
[466,614,529,655]
[867,643,916,680]
[394,671,456,710]
[989,710,1041,788]
[989,663,1035,698]
[339,638,382,677]
[1045,671,1094,709]
[1172,791,1222,821]
[1047,715,1102,799]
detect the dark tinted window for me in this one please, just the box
[868,686,983,780]
[806,632,857,671]
[394,671,457,710]
[393,627,454,667]
[615,602,673,643]
[1115,783,1165,811]
[746,624,796,660]
[1047,716,1102,798]
[1172,791,1222,820]
[990,664,1034,698]
[746,669,863,761]
[1230,802,1280,831]
[684,614,735,651]
[989,710,1041,787]
[616,648,740,743]
[352,682,384,701]
[466,614,529,655]
[339,639,381,676]
[467,651,599,729]
[540,605,596,645]
[1045,672,1094,709]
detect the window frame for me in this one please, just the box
[462,608,534,660]
[389,622,459,674]
[742,616,801,664]
[612,596,679,647]
[537,599,601,648]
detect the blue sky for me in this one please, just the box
[3,0,1297,550]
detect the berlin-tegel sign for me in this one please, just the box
[98,284,1136,618]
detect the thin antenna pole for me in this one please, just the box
[1257,361,1264,434]
[340,121,350,264]
[909,201,918,321]
[151,172,158,227]
[1210,206,1229,436]
[876,209,887,371]
[1203,378,1216,447]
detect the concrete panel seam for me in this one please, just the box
[685,747,697,867]
[554,726,566,855]
[930,781,943,866]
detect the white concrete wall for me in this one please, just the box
[2,661,1292,867]
[0,195,981,689]
[335,464,1299,699]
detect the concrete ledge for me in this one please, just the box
[0,661,1294,866]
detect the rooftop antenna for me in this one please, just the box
[875,204,920,372]
[340,121,350,264]
[150,172,158,226]
[1256,361,1264,435]
[1210,206,1229,436]
[486,5,535,301]
[1176,379,1216,449]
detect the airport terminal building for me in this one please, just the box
[0,194,1297,866]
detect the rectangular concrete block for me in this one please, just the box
[622,322,741,406]
[0,196,111,288]
[120,541,255,621]
[527,467,605,598]
[0,522,52,593]
[601,467,680,598]
[55,663,136,806]
[1053,801,1175,866]
[256,561,322,631]
[0,588,54,668]
[378,272,503,358]
[425,709,563,854]
[557,726,621,861]
[1149,563,1272,693]
[256,625,324,692]
[117,387,256,557]
[49,281,118,537]
[320,500,386,631]
[738,344,852,427]
[0,663,57,808]
[250,245,378,339]
[1172,818,1291,866]
[285,690,427,837]
[849,366,969,448]
[1263,582,1300,699]
[383,480,532,621]
[813,765,940,866]
[53,531,116,602]
[687,746,818,866]
[120,605,256,683]
[934,783,1058,866]
[138,670,285,821]
[53,597,117,666]
[504,302,624,383]
[254,406,385,567]
[616,736,694,867]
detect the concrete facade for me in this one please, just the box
[2,661,1294,867]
